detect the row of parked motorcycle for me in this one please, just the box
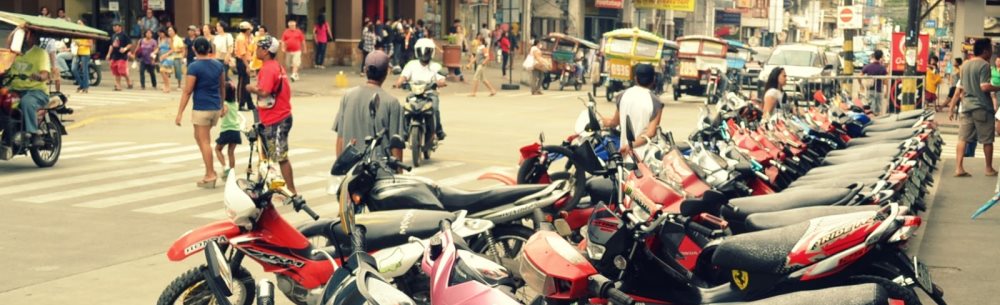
[154,86,947,305]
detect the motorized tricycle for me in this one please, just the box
[601,28,672,101]
[539,33,598,91]
[674,35,729,104]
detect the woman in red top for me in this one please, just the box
[499,31,511,77]
[312,15,332,68]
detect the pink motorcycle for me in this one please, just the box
[421,220,522,305]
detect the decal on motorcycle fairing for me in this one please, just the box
[242,248,306,268]
[378,247,406,274]
[731,269,750,290]
[184,236,229,256]
[398,210,416,235]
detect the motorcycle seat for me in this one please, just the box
[705,283,890,305]
[864,128,918,140]
[826,143,900,156]
[821,154,894,166]
[863,120,916,132]
[722,187,859,230]
[711,221,808,274]
[329,209,456,251]
[437,184,548,214]
[744,205,879,232]
[804,160,889,176]
[789,176,880,189]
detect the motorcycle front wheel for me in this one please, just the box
[30,120,61,167]
[156,265,255,305]
[89,65,101,87]
[471,224,534,279]
[410,126,422,167]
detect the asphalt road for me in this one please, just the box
[0,66,708,304]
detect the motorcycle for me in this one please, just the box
[404,80,439,167]
[558,61,585,91]
[0,74,70,167]
[58,52,101,87]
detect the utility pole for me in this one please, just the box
[901,0,919,112]
[842,0,855,76]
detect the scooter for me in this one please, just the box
[58,53,101,87]
[404,80,440,167]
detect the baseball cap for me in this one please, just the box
[634,64,656,86]
[364,50,390,79]
[257,35,280,53]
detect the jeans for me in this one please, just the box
[314,42,327,66]
[430,93,443,135]
[55,52,73,75]
[172,59,183,84]
[75,55,91,89]
[236,59,254,110]
[867,90,883,115]
[532,70,544,92]
[18,90,47,133]
[501,51,510,76]
[139,62,157,88]
[393,43,404,67]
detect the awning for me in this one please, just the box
[534,1,565,19]
[0,11,108,40]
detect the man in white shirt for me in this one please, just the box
[603,64,664,157]
[395,38,448,140]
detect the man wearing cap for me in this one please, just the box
[334,50,406,161]
[602,63,664,157]
[106,22,133,90]
[234,21,255,111]
[184,25,198,66]
[247,36,298,194]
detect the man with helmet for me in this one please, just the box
[395,38,447,140]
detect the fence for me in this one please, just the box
[782,75,944,115]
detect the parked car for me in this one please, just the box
[758,44,836,100]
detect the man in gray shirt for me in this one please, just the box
[953,38,1000,177]
[334,50,405,161]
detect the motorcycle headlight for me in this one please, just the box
[585,242,606,260]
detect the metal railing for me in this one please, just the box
[781,75,938,115]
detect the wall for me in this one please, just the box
[65,0,91,21]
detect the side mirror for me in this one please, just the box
[538,132,545,144]
[438,69,448,77]
[368,93,380,119]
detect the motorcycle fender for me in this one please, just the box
[372,241,425,278]
[518,142,542,163]
[48,113,67,135]
[166,220,242,261]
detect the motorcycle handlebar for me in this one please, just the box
[288,194,319,221]
[588,274,636,305]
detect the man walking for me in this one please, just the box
[861,50,888,115]
[247,36,297,194]
[951,38,1000,177]
[334,50,405,161]
[106,22,133,91]
[280,20,305,81]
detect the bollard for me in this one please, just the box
[335,71,349,88]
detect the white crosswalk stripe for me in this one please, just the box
[67,88,180,108]
[3,141,519,221]
[940,133,975,159]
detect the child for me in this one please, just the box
[215,82,243,179]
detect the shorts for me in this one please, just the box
[473,66,486,81]
[261,116,293,162]
[110,59,128,76]
[216,130,243,145]
[959,108,996,144]
[925,91,937,105]
[285,51,302,68]
[191,110,221,126]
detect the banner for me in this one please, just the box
[890,32,930,73]
[633,0,696,12]
[596,0,623,9]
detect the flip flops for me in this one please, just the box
[955,172,972,177]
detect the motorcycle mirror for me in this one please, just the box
[368,93,380,119]
[538,132,545,144]
[624,115,636,147]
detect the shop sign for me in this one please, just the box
[596,0,623,9]
[109,1,119,11]
[715,10,741,25]
[890,32,929,73]
[148,0,165,10]
[633,0,695,12]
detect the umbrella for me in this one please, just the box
[971,175,1000,219]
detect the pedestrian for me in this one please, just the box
[201,24,215,47]
[184,25,198,67]
[467,37,497,97]
[136,30,158,90]
[175,37,226,188]
[157,29,175,93]
[926,55,942,110]
[43,36,67,92]
[107,22,134,91]
[234,21,255,111]
[392,18,405,68]
[334,50,405,162]
[168,26,185,89]
[251,25,268,72]
[861,50,887,115]
[213,21,234,77]
[281,19,305,81]
[947,58,963,103]
[761,67,788,119]
[480,23,489,42]
[601,63,663,157]
[73,33,93,93]
[38,6,50,17]
[56,8,71,22]
[141,8,160,34]
[312,15,332,68]
[499,31,511,77]
[247,35,297,194]
[361,22,377,74]
[215,82,243,180]
[525,38,546,95]
[950,38,1000,178]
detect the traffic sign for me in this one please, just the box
[837,5,863,29]
[925,19,937,28]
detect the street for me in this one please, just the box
[0,66,708,304]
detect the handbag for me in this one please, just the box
[522,53,535,71]
[533,57,552,72]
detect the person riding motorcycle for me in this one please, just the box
[9,28,52,147]
[394,38,447,140]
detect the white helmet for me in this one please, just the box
[414,38,436,63]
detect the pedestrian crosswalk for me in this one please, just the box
[939,133,977,160]
[63,87,180,110]
[2,140,518,223]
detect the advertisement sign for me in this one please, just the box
[596,0,623,9]
[634,0,696,12]
[737,0,753,8]
[147,0,165,10]
[890,32,930,72]
[837,5,863,29]
[715,10,742,25]
[219,0,243,13]
[284,0,309,16]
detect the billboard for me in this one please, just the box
[633,0,696,12]
[890,32,930,73]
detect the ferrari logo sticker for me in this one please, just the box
[731,269,750,290]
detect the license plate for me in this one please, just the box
[913,257,933,292]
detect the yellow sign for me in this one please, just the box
[633,0,696,12]
[731,269,750,290]
[607,58,633,81]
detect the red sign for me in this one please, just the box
[840,8,852,23]
[596,0,623,9]
[890,32,930,73]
